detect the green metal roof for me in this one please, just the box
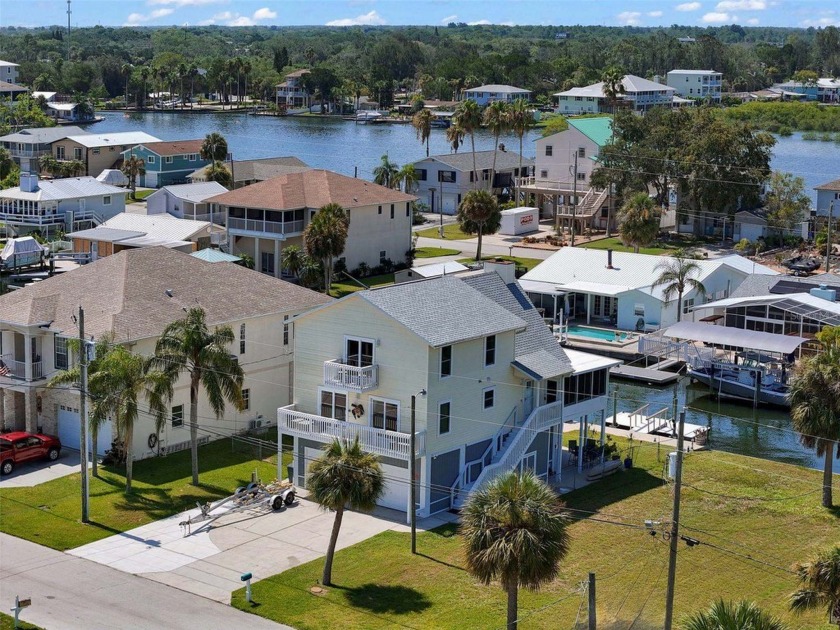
[567,117,613,147]
[190,249,241,263]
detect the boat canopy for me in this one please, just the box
[664,321,808,354]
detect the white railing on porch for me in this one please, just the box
[323,360,378,391]
[278,404,424,460]
[639,333,715,365]
[0,353,42,380]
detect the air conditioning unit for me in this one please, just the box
[248,419,263,430]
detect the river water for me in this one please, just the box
[92,110,836,470]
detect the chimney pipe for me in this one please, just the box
[606,248,614,269]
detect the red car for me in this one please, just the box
[0,431,62,475]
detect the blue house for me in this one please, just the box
[121,140,209,188]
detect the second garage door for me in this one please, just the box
[57,405,113,455]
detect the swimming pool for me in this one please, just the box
[567,325,629,342]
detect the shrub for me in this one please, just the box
[333,258,348,277]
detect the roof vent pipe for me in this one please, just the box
[606,248,614,269]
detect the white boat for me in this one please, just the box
[688,361,791,407]
[355,111,384,124]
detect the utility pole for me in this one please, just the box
[570,152,579,247]
[78,306,89,523]
[826,200,835,275]
[66,0,71,62]
[663,408,686,630]
[588,572,596,630]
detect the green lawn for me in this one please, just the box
[330,273,395,299]
[414,247,462,259]
[0,613,41,630]
[579,236,678,256]
[0,434,290,551]
[456,255,542,272]
[416,224,476,240]
[128,189,154,201]
[232,436,837,629]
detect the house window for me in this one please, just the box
[103,196,111,205]
[483,387,495,410]
[371,398,399,432]
[54,336,68,370]
[540,170,548,178]
[189,154,197,161]
[577,172,586,181]
[283,315,290,346]
[239,323,246,354]
[484,335,496,367]
[440,345,452,378]
[172,405,184,428]
[545,145,553,156]
[242,388,250,411]
[578,147,586,158]
[56,146,65,159]
[438,171,456,183]
[260,252,275,275]
[546,379,558,404]
[417,169,427,181]
[482,169,490,181]
[92,148,100,155]
[147,156,155,164]
[634,304,645,317]
[165,156,173,164]
[390,204,394,219]
[406,202,410,217]
[345,337,374,367]
[320,390,347,420]
[439,401,451,435]
[683,298,695,315]
[378,205,382,215]
[379,250,387,264]
[73,147,82,160]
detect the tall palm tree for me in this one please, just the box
[651,254,707,322]
[138,66,151,110]
[412,108,433,158]
[509,98,534,204]
[121,63,133,109]
[790,544,840,623]
[601,66,626,115]
[453,99,482,190]
[446,121,465,153]
[152,307,245,486]
[307,437,384,586]
[461,470,570,630]
[457,189,502,261]
[788,326,840,508]
[59,160,85,178]
[684,600,789,630]
[242,59,252,107]
[372,154,399,189]
[397,163,420,194]
[200,132,228,163]
[304,202,350,292]
[177,62,188,109]
[188,64,198,109]
[483,101,509,192]
[617,192,661,254]
[38,155,60,178]
[121,154,146,199]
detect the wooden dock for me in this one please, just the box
[610,362,681,384]
[608,404,709,443]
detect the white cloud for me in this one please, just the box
[228,16,255,26]
[441,14,458,23]
[326,10,386,26]
[617,11,642,25]
[801,16,840,26]
[253,7,276,20]
[467,19,492,25]
[148,0,224,5]
[702,11,735,21]
[648,10,664,17]
[747,17,760,24]
[676,2,701,10]
[124,8,174,25]
[716,0,765,9]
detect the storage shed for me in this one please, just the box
[500,206,539,235]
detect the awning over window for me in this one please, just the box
[663,321,808,354]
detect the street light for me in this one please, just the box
[410,388,427,554]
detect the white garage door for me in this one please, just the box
[58,405,113,455]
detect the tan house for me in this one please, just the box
[208,169,416,278]
[0,247,331,460]
[188,157,310,189]
[51,132,160,178]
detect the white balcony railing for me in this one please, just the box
[228,217,304,235]
[323,360,378,391]
[0,353,42,380]
[278,404,424,460]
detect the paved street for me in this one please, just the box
[0,533,289,630]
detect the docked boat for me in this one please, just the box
[355,111,384,124]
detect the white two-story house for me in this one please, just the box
[0,247,331,461]
[462,84,532,106]
[275,69,312,111]
[279,261,617,517]
[666,69,723,102]
[554,75,678,114]
[0,60,20,84]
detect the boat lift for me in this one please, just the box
[179,480,296,536]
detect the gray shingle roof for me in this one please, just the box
[359,274,525,347]
[461,273,572,378]
[0,126,89,144]
[419,150,534,173]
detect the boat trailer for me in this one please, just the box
[179,480,297,536]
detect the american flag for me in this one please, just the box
[0,362,9,377]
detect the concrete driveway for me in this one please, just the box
[0,450,89,488]
[69,491,456,603]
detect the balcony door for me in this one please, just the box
[345,337,374,367]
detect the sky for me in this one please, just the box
[0,0,838,29]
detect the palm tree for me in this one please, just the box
[461,470,570,630]
[242,59,252,107]
[307,437,384,586]
[372,154,399,189]
[38,155,60,178]
[304,203,350,292]
[121,63,133,109]
[177,62,188,109]
[509,99,533,204]
[280,244,307,279]
[617,192,661,254]
[684,600,789,630]
[121,154,146,199]
[453,99,482,189]
[138,66,151,109]
[152,307,245,486]
[651,254,707,322]
[483,101,509,192]
[397,164,420,194]
[412,108,433,158]
[601,67,626,115]
[790,544,840,623]
[446,121,465,153]
[788,327,840,508]
[200,132,228,163]
[188,64,198,109]
[204,161,231,187]
[457,189,502,261]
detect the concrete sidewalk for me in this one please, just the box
[0,533,289,630]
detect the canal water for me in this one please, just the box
[92,110,836,471]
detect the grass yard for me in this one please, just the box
[414,247,462,258]
[0,613,41,630]
[233,436,837,629]
[128,189,154,201]
[330,273,395,298]
[0,434,291,551]
[580,236,679,256]
[415,223,476,240]
[456,255,543,272]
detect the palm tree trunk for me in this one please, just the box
[470,132,477,190]
[91,424,99,477]
[324,258,331,294]
[490,133,499,192]
[125,427,133,494]
[190,375,200,486]
[426,136,429,158]
[823,447,834,508]
[506,582,518,630]
[476,224,483,261]
[677,290,683,322]
[322,505,344,585]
